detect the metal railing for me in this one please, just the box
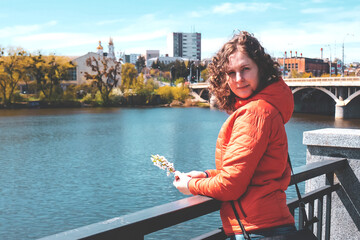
[284,77,360,87]
[189,77,360,88]
[38,157,347,240]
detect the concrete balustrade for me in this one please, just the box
[303,128,360,239]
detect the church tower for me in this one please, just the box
[108,37,115,60]
[97,41,104,56]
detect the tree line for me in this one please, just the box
[0,47,209,108]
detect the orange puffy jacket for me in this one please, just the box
[188,78,295,235]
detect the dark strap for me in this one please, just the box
[287,153,303,202]
[230,201,251,240]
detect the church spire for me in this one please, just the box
[108,37,115,60]
[97,41,103,55]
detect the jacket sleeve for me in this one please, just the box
[205,169,220,177]
[188,107,272,201]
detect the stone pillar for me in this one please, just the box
[303,128,360,240]
[209,95,218,109]
[335,104,345,119]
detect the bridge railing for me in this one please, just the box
[189,77,360,88]
[38,157,347,240]
[284,76,360,86]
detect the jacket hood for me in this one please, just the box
[235,78,294,124]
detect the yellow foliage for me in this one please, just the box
[155,85,190,103]
[120,63,138,92]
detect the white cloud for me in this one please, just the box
[212,2,272,14]
[201,37,228,58]
[256,18,360,63]
[0,21,57,38]
[114,29,168,43]
[188,11,204,18]
[12,32,96,53]
[9,28,169,56]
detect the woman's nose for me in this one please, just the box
[235,72,243,82]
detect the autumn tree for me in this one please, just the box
[84,56,121,105]
[120,63,138,94]
[200,68,209,82]
[0,48,28,106]
[28,52,46,96]
[27,53,75,102]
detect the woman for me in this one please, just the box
[173,31,296,239]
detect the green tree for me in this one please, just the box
[120,63,138,94]
[84,56,121,105]
[28,52,46,97]
[0,47,28,106]
[135,55,146,73]
[133,74,158,104]
[151,59,159,69]
[155,85,190,103]
[200,68,209,82]
[30,54,74,102]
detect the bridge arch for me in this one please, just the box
[292,86,360,106]
[344,91,360,105]
[292,86,340,105]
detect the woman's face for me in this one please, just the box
[226,50,259,99]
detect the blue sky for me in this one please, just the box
[1,0,359,63]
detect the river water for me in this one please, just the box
[1,107,360,240]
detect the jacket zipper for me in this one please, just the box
[237,199,247,218]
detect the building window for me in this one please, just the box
[296,63,298,69]
[66,68,76,81]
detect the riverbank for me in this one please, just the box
[0,98,211,110]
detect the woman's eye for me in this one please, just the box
[227,71,235,76]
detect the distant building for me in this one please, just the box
[146,50,160,66]
[167,32,201,61]
[277,52,338,77]
[95,39,115,60]
[107,38,115,60]
[130,54,141,64]
[147,56,188,67]
[71,39,120,85]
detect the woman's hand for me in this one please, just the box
[173,171,192,195]
[184,171,207,178]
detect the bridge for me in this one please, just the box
[189,77,360,119]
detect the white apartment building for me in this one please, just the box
[167,32,201,61]
[129,54,140,64]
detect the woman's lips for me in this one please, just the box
[236,84,249,89]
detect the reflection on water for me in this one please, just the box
[0,108,359,240]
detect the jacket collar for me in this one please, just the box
[234,78,294,124]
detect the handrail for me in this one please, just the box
[38,157,347,240]
[289,158,347,185]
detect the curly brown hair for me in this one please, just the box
[208,31,281,113]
